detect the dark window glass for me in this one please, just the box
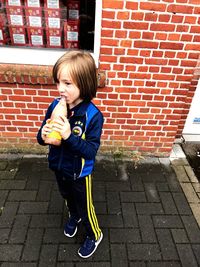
[0,0,95,51]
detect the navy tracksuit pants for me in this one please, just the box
[55,172,101,241]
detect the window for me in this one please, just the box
[0,0,101,65]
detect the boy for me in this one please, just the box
[37,50,103,258]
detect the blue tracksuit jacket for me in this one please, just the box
[37,99,104,179]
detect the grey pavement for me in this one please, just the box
[0,151,200,267]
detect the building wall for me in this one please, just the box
[0,0,200,156]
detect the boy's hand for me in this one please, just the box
[41,120,53,141]
[53,116,71,140]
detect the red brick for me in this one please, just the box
[15,103,26,108]
[102,10,115,19]
[120,40,132,47]
[157,82,168,88]
[158,14,170,22]
[185,44,200,51]
[117,11,130,20]
[150,23,175,32]
[120,57,143,64]
[125,1,138,10]
[129,31,141,39]
[100,56,117,62]
[129,73,151,80]
[181,34,193,42]
[13,89,25,95]
[112,113,131,118]
[181,60,198,67]
[176,52,187,58]
[172,68,183,74]
[125,65,136,71]
[193,36,200,42]
[155,33,167,40]
[152,51,163,57]
[188,53,199,59]
[101,38,119,47]
[171,15,184,23]
[101,29,114,38]
[119,94,130,100]
[131,12,144,21]
[149,67,160,73]
[152,74,175,80]
[125,101,146,107]
[168,33,181,41]
[113,64,124,71]
[176,25,189,32]
[107,72,116,78]
[189,0,200,3]
[25,89,37,95]
[124,22,149,30]
[3,102,13,107]
[108,93,118,99]
[140,2,166,12]
[138,66,148,72]
[140,51,151,57]
[114,48,126,55]
[134,41,159,49]
[111,80,121,86]
[103,0,124,9]
[193,5,199,13]
[117,72,128,78]
[9,95,32,102]
[144,13,158,21]
[145,58,168,65]
[160,42,184,50]
[102,20,121,29]
[142,32,154,40]
[184,16,197,24]
[167,4,194,14]
[98,64,111,70]
[115,30,127,38]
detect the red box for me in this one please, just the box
[6,5,24,26]
[27,26,45,47]
[9,25,27,46]
[24,7,42,27]
[44,8,61,28]
[63,20,79,49]
[46,28,62,48]
[67,1,80,21]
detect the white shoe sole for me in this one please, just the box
[64,226,78,238]
[78,232,103,258]
[64,218,81,238]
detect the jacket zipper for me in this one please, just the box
[73,155,78,180]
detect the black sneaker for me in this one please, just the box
[78,232,103,258]
[64,217,81,238]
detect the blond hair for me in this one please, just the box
[53,50,97,101]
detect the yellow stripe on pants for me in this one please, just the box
[86,175,101,240]
[88,175,101,237]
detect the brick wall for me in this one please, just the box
[98,0,200,156]
[0,0,200,156]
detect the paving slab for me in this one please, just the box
[0,151,199,266]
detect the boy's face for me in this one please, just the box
[57,65,82,108]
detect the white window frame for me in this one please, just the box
[0,1,102,67]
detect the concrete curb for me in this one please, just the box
[170,144,200,226]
